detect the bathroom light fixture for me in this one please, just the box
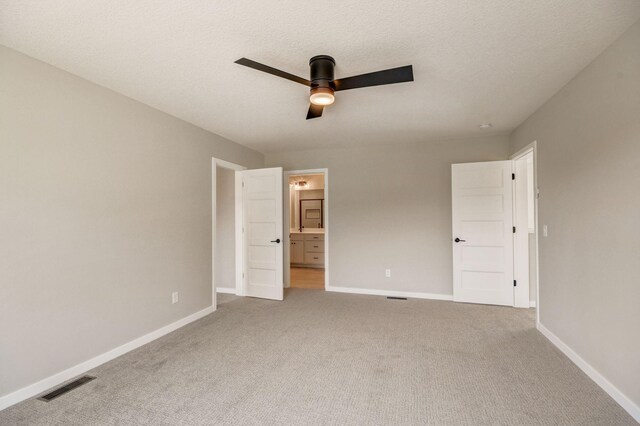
[478,123,493,129]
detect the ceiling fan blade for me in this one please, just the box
[235,58,310,86]
[333,65,413,91]
[306,104,324,120]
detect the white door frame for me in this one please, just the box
[212,158,247,307]
[510,141,540,318]
[283,169,329,290]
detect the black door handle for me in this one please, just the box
[271,239,281,243]
[454,238,466,243]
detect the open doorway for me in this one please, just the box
[212,158,246,307]
[284,170,328,290]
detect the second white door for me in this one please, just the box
[242,167,283,301]
[452,161,514,306]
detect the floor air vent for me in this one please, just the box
[38,376,96,402]
[387,296,407,300]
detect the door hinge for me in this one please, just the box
[514,280,517,287]
[512,173,515,180]
[513,226,516,233]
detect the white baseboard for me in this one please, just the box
[529,300,537,308]
[0,305,215,412]
[537,322,639,422]
[325,285,453,301]
[216,287,236,294]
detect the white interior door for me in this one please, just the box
[452,161,514,306]
[242,167,283,300]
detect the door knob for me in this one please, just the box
[271,239,281,243]
[454,238,466,243]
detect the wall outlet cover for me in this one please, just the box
[172,292,179,304]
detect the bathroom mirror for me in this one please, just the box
[300,199,324,229]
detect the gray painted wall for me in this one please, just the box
[215,167,236,289]
[529,234,537,303]
[0,45,263,398]
[267,136,510,296]
[509,21,640,407]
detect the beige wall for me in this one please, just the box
[289,174,324,190]
[510,21,640,407]
[289,175,325,229]
[267,136,510,296]
[299,189,324,200]
[0,45,263,398]
[215,167,236,289]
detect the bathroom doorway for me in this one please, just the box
[284,170,328,290]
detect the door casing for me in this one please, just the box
[510,141,539,315]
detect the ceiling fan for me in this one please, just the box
[234,55,414,119]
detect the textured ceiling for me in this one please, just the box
[1,1,639,153]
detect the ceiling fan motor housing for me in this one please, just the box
[309,55,335,93]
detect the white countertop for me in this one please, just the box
[290,228,325,234]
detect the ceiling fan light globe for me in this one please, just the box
[309,88,335,106]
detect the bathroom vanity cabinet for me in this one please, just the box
[290,231,324,268]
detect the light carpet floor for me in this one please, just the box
[0,289,635,425]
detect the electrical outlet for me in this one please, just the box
[543,225,548,237]
[385,269,391,278]
[172,292,179,304]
